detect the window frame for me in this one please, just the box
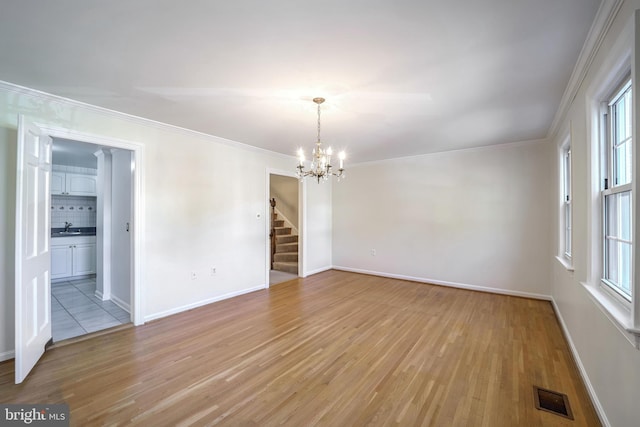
[563,145,572,260]
[601,79,633,304]
[581,20,640,348]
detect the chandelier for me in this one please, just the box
[296,97,345,183]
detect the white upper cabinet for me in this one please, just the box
[66,173,97,196]
[51,172,65,194]
[51,172,97,196]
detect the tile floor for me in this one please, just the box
[51,277,130,342]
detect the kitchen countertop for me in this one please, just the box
[51,227,96,238]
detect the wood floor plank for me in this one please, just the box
[0,270,600,426]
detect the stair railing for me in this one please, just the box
[269,198,276,270]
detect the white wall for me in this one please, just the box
[303,179,333,275]
[0,83,332,358]
[550,2,640,426]
[270,174,298,228]
[333,140,553,297]
[111,149,132,309]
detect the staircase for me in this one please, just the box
[271,213,299,275]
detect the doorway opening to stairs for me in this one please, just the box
[269,174,300,286]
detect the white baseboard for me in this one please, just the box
[111,294,131,313]
[303,265,333,277]
[550,298,609,427]
[95,289,111,301]
[0,349,15,362]
[145,285,266,322]
[331,265,552,301]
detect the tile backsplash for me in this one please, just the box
[50,165,97,228]
[51,195,97,228]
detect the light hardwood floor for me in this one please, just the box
[0,270,600,426]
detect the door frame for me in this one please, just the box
[265,169,305,287]
[36,124,145,325]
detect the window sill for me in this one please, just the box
[555,255,575,272]
[581,281,640,349]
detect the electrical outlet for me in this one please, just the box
[190,271,197,280]
[211,267,217,276]
[371,249,376,256]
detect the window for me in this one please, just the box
[562,146,572,259]
[602,80,632,301]
[582,26,639,346]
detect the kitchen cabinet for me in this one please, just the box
[51,245,73,279]
[51,172,97,196]
[72,243,96,276]
[51,236,96,280]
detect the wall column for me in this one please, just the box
[94,149,112,300]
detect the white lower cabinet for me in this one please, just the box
[72,243,96,276]
[51,245,73,279]
[51,236,96,280]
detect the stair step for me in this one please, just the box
[276,242,298,253]
[273,261,298,274]
[275,227,292,236]
[273,219,284,227]
[276,234,298,244]
[274,252,298,262]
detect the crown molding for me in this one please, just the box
[349,138,550,168]
[547,0,625,141]
[0,80,293,160]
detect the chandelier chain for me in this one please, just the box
[317,102,321,144]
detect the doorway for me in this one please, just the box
[50,138,132,342]
[15,119,144,383]
[268,173,301,286]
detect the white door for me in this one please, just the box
[15,116,52,384]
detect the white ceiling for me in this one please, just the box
[0,1,601,162]
[51,138,100,169]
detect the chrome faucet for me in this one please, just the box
[64,222,72,232]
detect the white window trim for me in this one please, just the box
[601,81,633,302]
[581,283,640,348]
[563,139,573,257]
[565,148,572,261]
[582,16,640,349]
[557,134,574,272]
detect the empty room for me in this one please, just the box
[1,1,640,426]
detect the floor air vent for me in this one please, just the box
[533,386,574,420]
